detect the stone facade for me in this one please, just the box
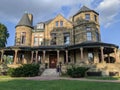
[0,6,120,76]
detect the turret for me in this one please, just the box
[15,13,33,46]
[72,6,100,44]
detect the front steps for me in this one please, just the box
[41,69,60,77]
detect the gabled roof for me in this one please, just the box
[73,6,99,17]
[16,13,33,28]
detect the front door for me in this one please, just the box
[49,55,57,68]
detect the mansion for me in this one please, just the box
[0,6,120,76]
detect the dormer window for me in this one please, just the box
[85,14,90,20]
[37,23,44,29]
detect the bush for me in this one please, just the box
[0,63,8,75]
[67,66,89,78]
[8,64,40,77]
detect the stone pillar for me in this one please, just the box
[108,54,110,63]
[14,50,18,64]
[43,50,46,64]
[31,51,34,63]
[66,50,68,64]
[80,48,83,60]
[100,47,104,63]
[35,51,38,63]
[0,50,4,63]
[57,50,60,64]
[114,48,117,63]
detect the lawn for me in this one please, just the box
[0,76,120,90]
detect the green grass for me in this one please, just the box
[0,76,120,90]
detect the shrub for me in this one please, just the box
[0,63,8,75]
[67,66,89,78]
[8,64,40,77]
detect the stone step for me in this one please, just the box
[41,69,60,77]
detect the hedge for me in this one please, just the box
[8,64,40,77]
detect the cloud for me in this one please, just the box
[0,0,94,25]
[96,0,120,28]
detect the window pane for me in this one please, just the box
[56,21,58,27]
[64,33,70,45]
[94,15,97,22]
[86,27,91,30]
[21,32,26,44]
[85,14,90,20]
[34,37,38,45]
[39,38,43,45]
[60,21,63,27]
[88,53,94,63]
[87,32,92,40]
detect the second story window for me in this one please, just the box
[87,32,92,41]
[21,32,26,45]
[51,33,57,45]
[39,38,43,45]
[60,21,63,27]
[34,37,38,46]
[56,21,59,27]
[85,14,90,20]
[64,33,70,45]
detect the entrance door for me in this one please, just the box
[49,55,57,68]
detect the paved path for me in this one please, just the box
[26,76,120,83]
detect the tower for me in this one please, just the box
[73,6,100,44]
[15,13,33,46]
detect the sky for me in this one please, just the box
[0,0,120,48]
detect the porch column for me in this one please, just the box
[100,47,104,63]
[114,48,118,63]
[66,50,68,64]
[13,50,18,64]
[43,50,46,64]
[0,50,4,63]
[31,51,34,63]
[57,50,60,64]
[108,54,110,63]
[35,51,38,63]
[80,48,83,60]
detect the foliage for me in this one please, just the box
[0,23,9,47]
[0,63,8,75]
[67,66,89,78]
[8,64,40,77]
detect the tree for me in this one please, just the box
[0,23,9,47]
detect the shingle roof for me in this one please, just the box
[74,6,99,16]
[16,13,33,28]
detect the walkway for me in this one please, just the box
[26,76,120,83]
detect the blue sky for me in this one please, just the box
[0,0,120,48]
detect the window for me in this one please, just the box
[51,33,57,45]
[34,37,38,46]
[85,14,90,20]
[94,15,97,22]
[39,38,43,45]
[56,21,59,27]
[87,32,92,41]
[21,32,26,44]
[64,33,70,45]
[60,21,63,27]
[86,27,91,30]
[88,53,94,63]
[96,32,99,41]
